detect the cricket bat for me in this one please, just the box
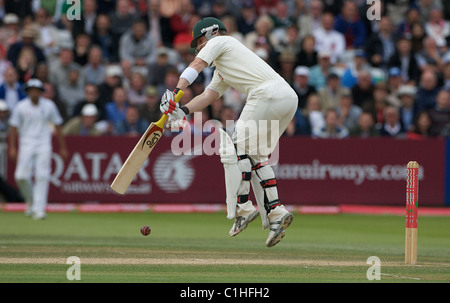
[110,89,184,194]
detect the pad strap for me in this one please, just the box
[260,178,277,188]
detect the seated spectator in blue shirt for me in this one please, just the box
[105,86,128,130]
[114,105,148,136]
[0,67,27,111]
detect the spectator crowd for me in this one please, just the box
[0,0,450,140]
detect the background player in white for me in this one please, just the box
[160,17,298,247]
[8,79,68,219]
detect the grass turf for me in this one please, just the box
[0,211,449,283]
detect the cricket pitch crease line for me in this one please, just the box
[0,257,440,267]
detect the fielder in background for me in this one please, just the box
[8,79,68,219]
[160,17,297,247]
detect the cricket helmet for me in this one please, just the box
[190,17,227,48]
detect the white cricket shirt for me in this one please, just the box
[9,97,63,145]
[196,36,285,97]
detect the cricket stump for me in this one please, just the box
[405,161,419,265]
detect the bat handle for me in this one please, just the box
[155,89,184,129]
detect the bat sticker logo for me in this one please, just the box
[145,132,161,148]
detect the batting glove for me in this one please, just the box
[160,89,179,116]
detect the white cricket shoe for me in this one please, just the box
[24,201,33,217]
[32,212,46,220]
[229,201,259,237]
[266,206,293,247]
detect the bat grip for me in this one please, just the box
[155,89,184,128]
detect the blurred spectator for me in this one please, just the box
[349,111,379,138]
[278,51,297,85]
[114,105,148,136]
[351,70,374,108]
[313,12,346,64]
[62,104,103,136]
[278,23,301,56]
[0,99,10,133]
[41,81,67,122]
[397,85,418,132]
[0,44,12,84]
[416,37,448,74]
[312,108,349,139]
[418,0,443,21]
[244,14,280,63]
[105,86,129,129]
[427,90,450,136]
[82,46,106,85]
[119,19,157,66]
[296,34,318,68]
[318,73,350,111]
[98,65,123,106]
[416,70,440,112]
[222,14,244,43]
[72,33,91,67]
[365,16,397,68]
[210,0,231,20]
[336,93,362,130]
[424,8,450,48]
[147,47,176,88]
[341,49,371,88]
[91,14,120,63]
[443,59,450,90]
[269,1,295,41]
[379,106,406,137]
[388,36,421,84]
[15,47,37,83]
[3,0,33,20]
[109,0,140,38]
[158,68,180,96]
[407,111,433,139]
[49,47,81,90]
[385,0,411,27]
[298,0,323,39]
[334,1,367,49]
[169,0,194,39]
[72,0,98,37]
[236,1,257,36]
[386,67,403,99]
[58,68,85,117]
[144,0,170,47]
[0,13,20,49]
[139,85,161,123]
[7,26,46,66]
[309,51,335,91]
[127,72,148,105]
[292,66,316,109]
[255,0,279,16]
[72,83,106,121]
[303,94,325,135]
[33,7,63,60]
[397,7,422,38]
[409,22,427,54]
[0,67,26,111]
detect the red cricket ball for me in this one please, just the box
[140,225,151,236]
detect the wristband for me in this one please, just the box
[180,67,199,85]
[180,106,190,115]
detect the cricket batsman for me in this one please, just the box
[160,17,297,247]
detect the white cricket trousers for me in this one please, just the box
[14,141,52,216]
[233,80,298,160]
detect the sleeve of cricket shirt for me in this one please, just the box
[206,69,230,98]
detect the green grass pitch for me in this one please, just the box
[0,211,449,283]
